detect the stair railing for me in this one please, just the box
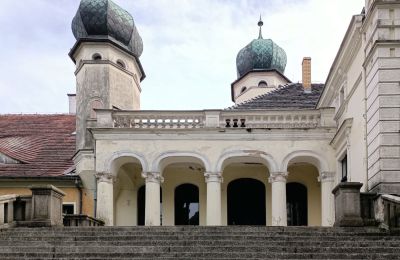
[375,194,400,230]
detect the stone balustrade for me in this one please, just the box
[95,108,335,129]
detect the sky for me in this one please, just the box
[0,0,364,113]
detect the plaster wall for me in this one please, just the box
[233,71,290,104]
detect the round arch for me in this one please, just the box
[280,150,330,173]
[151,151,211,173]
[104,150,148,176]
[215,150,278,174]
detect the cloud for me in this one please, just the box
[0,0,364,113]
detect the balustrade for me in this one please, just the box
[105,109,329,130]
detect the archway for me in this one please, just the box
[227,178,266,225]
[174,184,199,225]
[286,182,308,226]
[137,185,162,226]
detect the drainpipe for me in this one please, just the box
[94,175,97,218]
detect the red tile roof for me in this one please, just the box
[0,114,76,177]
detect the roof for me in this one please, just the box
[0,114,76,178]
[228,83,324,110]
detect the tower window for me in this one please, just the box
[341,155,348,182]
[258,80,268,88]
[116,59,126,69]
[90,99,103,119]
[92,53,102,60]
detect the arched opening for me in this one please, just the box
[92,53,102,60]
[89,99,103,119]
[258,80,268,88]
[240,86,247,93]
[137,185,163,226]
[286,182,308,226]
[116,59,126,69]
[227,178,266,225]
[174,184,199,225]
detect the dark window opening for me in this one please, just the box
[92,53,102,60]
[174,184,199,225]
[240,87,247,93]
[341,155,348,182]
[4,203,8,223]
[287,182,308,226]
[63,204,75,215]
[227,178,266,225]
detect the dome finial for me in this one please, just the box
[257,14,263,39]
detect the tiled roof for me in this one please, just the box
[228,83,324,110]
[0,114,76,177]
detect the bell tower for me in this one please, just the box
[69,0,145,149]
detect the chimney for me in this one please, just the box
[67,94,76,114]
[302,57,312,93]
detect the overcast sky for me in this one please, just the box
[0,0,364,113]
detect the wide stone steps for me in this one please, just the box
[0,226,399,259]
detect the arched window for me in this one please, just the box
[92,53,102,60]
[89,99,103,119]
[286,182,308,226]
[116,59,126,69]
[240,86,247,93]
[174,184,199,225]
[258,80,268,88]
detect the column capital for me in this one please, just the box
[95,172,115,184]
[318,171,335,183]
[204,172,223,183]
[142,172,164,184]
[268,172,288,183]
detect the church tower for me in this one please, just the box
[231,17,290,104]
[69,0,145,149]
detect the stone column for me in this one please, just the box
[204,172,223,226]
[96,172,115,226]
[143,172,163,226]
[30,185,65,226]
[332,182,363,227]
[269,172,288,226]
[319,171,335,226]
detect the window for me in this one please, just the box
[258,80,268,88]
[63,204,75,215]
[92,53,102,60]
[240,87,247,93]
[341,155,348,182]
[116,59,126,69]
[339,87,345,106]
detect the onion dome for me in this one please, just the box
[236,17,287,78]
[71,0,143,57]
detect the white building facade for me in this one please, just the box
[70,0,400,227]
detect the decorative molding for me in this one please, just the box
[318,171,336,183]
[204,172,223,183]
[95,172,115,184]
[142,172,164,184]
[268,172,288,183]
[330,118,353,149]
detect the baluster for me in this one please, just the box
[225,118,231,127]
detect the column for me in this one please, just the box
[96,172,115,226]
[269,172,288,226]
[143,172,163,226]
[204,172,223,226]
[319,171,335,226]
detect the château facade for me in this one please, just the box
[1,0,399,227]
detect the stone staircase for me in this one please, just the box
[0,226,399,259]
